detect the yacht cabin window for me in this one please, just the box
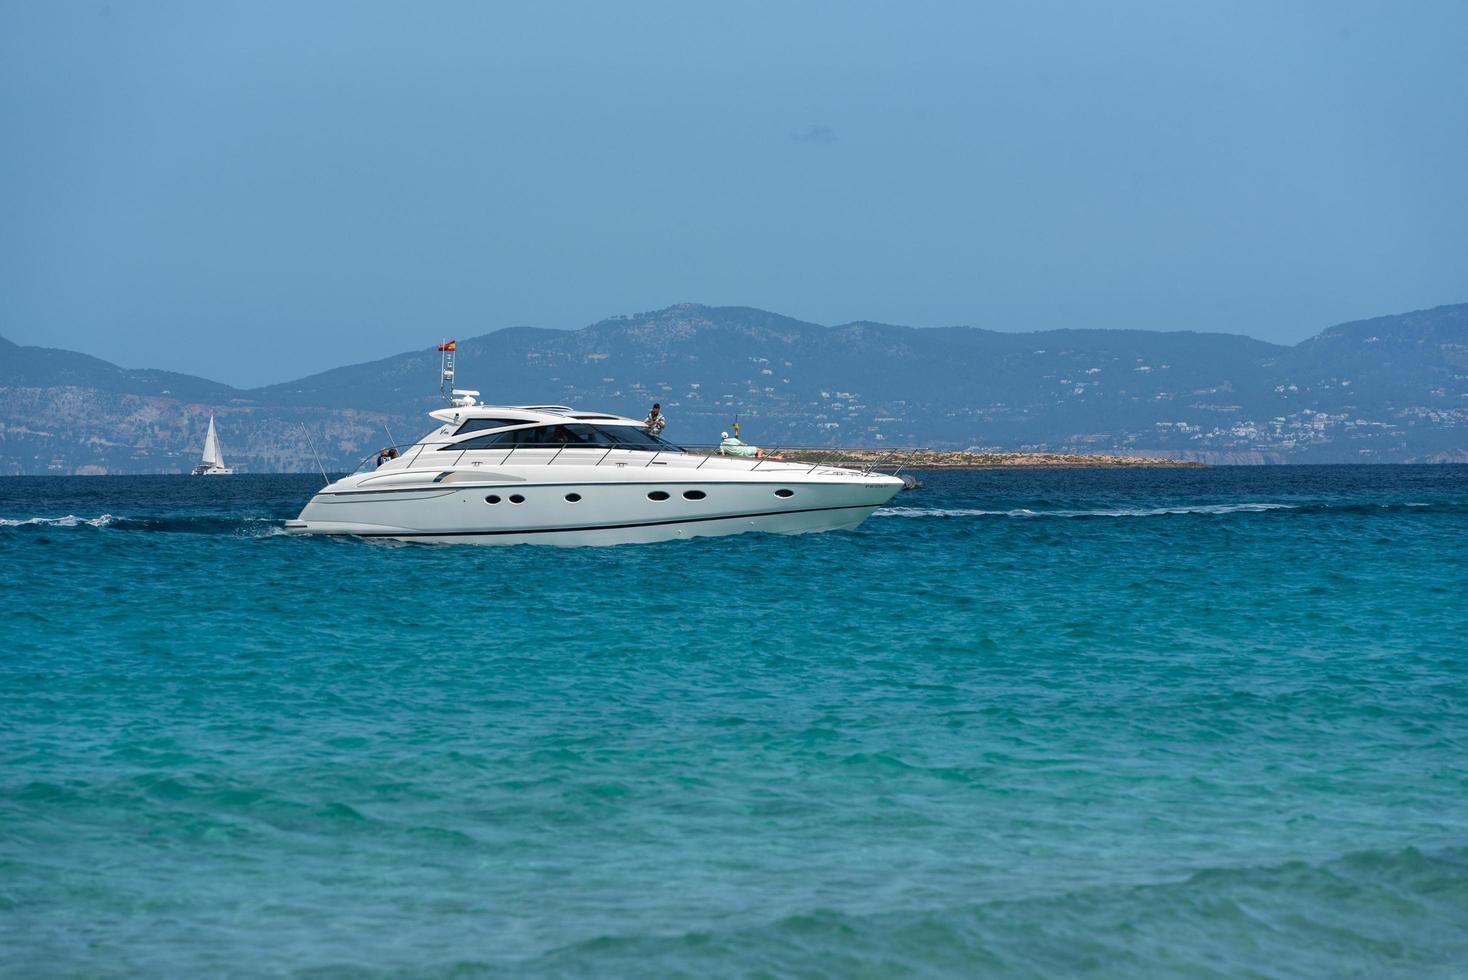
[454,417,532,435]
[440,423,684,452]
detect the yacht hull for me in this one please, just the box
[285,470,901,547]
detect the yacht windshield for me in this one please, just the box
[592,425,683,450]
[441,423,685,452]
[454,417,534,435]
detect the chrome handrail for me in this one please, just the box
[343,439,923,477]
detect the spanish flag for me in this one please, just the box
[437,340,457,352]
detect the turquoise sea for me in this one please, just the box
[2,467,1466,978]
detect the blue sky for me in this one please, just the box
[2,1,1465,386]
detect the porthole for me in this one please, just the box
[647,490,670,501]
[775,488,794,498]
[682,489,706,501]
[485,495,501,504]
[509,494,525,504]
[565,492,582,502]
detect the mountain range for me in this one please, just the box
[3,302,1467,474]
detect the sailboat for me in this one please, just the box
[192,415,234,475]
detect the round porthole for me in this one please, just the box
[509,494,525,504]
[565,492,582,502]
[682,489,706,500]
[647,490,670,501]
[775,488,794,498]
[485,495,501,504]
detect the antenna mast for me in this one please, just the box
[437,339,478,407]
[438,339,456,403]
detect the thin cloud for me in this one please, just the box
[791,123,837,145]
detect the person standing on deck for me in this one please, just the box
[643,403,666,436]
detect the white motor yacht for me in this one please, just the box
[284,404,903,546]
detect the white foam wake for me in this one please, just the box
[0,513,118,528]
[874,503,1298,519]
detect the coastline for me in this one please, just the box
[780,449,1206,469]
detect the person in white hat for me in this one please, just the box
[720,431,773,459]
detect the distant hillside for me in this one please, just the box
[0,335,240,403]
[2,302,1466,473]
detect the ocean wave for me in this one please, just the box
[527,843,1468,977]
[0,513,286,537]
[0,513,119,528]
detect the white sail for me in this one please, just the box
[201,415,223,467]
